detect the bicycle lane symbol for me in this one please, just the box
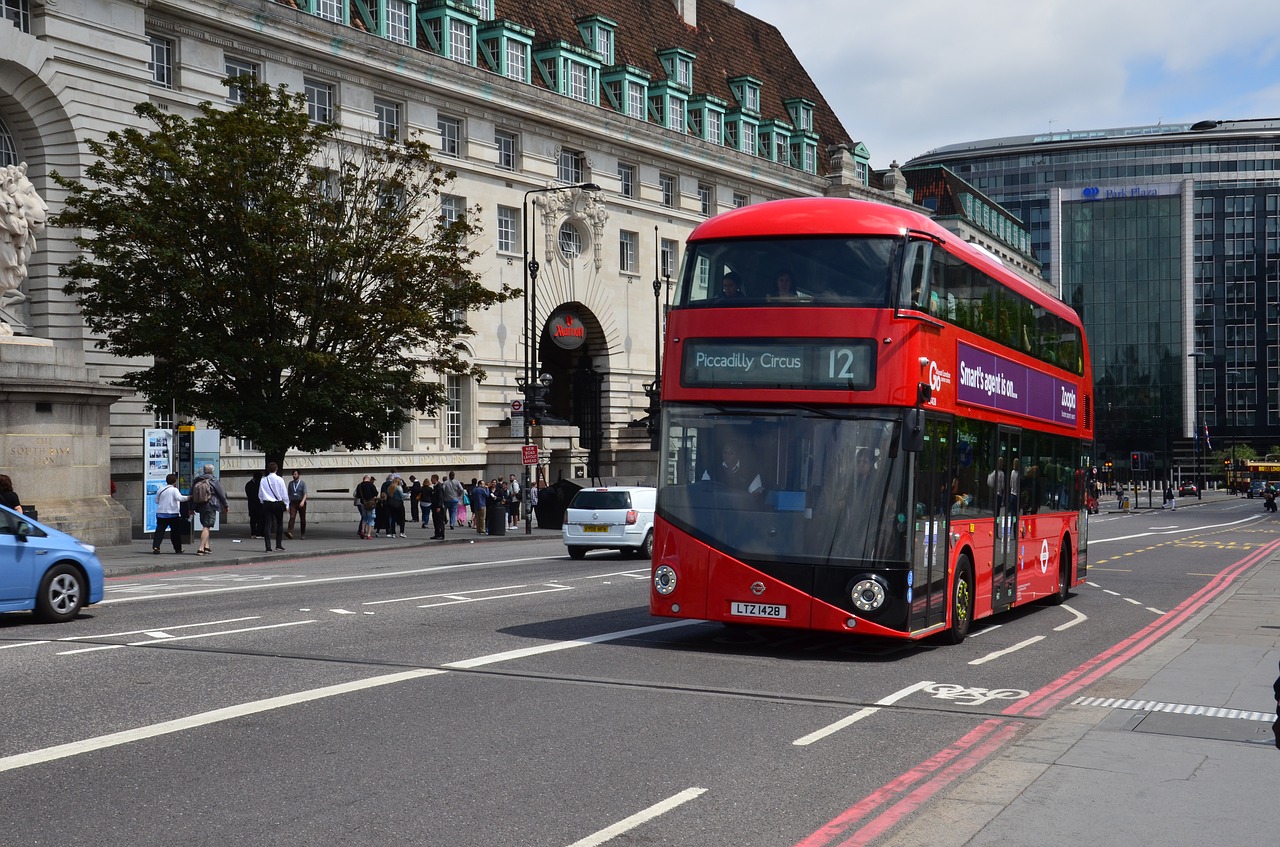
[877,680,1030,708]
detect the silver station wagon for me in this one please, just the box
[562,486,657,560]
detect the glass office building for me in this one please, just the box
[907,119,1280,478]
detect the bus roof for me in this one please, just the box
[688,198,1078,326]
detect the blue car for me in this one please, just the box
[0,504,104,622]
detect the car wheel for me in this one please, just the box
[568,547,587,560]
[941,556,975,645]
[35,563,86,623]
[639,530,654,560]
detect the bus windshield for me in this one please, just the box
[658,403,909,566]
[677,236,899,306]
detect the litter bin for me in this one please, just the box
[487,503,507,536]
[535,479,583,530]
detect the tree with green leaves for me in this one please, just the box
[55,79,513,468]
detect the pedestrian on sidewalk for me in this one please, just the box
[0,473,24,515]
[258,462,288,552]
[428,474,446,539]
[191,464,228,556]
[470,477,488,535]
[507,473,521,528]
[408,475,421,524]
[245,471,264,539]
[442,471,464,528]
[152,473,188,554]
[355,474,378,539]
[286,469,308,539]
[1273,661,1280,749]
[385,475,407,537]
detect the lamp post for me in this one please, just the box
[521,182,602,534]
[1227,368,1243,495]
[1189,351,1208,499]
[644,227,666,450]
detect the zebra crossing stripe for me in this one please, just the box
[1072,696,1275,723]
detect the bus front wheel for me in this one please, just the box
[943,557,974,645]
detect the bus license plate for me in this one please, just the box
[583,524,610,533]
[731,602,787,619]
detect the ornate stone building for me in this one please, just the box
[1,0,894,531]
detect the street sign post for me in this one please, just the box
[510,400,524,439]
[521,444,538,466]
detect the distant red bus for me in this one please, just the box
[649,198,1094,643]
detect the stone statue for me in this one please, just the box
[0,163,49,336]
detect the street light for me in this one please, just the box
[1227,368,1243,494]
[644,227,670,451]
[1189,351,1208,499]
[521,182,602,534]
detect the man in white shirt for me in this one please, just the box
[258,462,288,552]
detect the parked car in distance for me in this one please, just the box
[1248,480,1266,499]
[1178,482,1198,497]
[0,503,104,622]
[562,486,657,560]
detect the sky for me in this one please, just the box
[734,0,1280,169]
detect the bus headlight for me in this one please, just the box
[654,565,678,595]
[850,577,887,612]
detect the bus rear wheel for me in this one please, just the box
[1046,543,1072,605]
[942,557,974,645]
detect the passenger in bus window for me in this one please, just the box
[715,273,746,300]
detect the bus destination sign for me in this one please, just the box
[682,338,875,390]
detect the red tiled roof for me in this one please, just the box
[496,0,853,164]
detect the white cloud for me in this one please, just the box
[734,0,1280,167]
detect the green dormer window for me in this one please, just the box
[350,0,417,45]
[729,75,762,117]
[603,66,651,121]
[479,20,533,82]
[534,41,601,105]
[419,1,479,66]
[648,80,687,132]
[789,131,819,174]
[576,15,617,65]
[657,48,696,93]
[688,95,728,146]
[758,119,793,163]
[785,98,814,132]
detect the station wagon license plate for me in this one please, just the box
[730,602,787,619]
[583,524,610,533]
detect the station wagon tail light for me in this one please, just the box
[625,510,638,525]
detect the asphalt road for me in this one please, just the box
[2,497,1275,846]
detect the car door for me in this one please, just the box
[0,509,37,604]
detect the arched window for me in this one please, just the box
[0,117,17,167]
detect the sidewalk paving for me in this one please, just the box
[102,517,554,578]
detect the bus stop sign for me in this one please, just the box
[521,445,538,466]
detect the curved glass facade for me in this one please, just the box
[908,121,1280,475]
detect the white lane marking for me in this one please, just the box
[0,668,446,774]
[98,556,568,604]
[57,644,125,655]
[1123,597,1142,605]
[1053,604,1087,632]
[967,623,1002,638]
[57,617,261,641]
[144,631,173,639]
[418,585,572,608]
[0,641,49,651]
[968,635,1045,666]
[363,583,532,606]
[565,787,707,847]
[793,707,879,746]
[874,680,937,706]
[584,569,650,580]
[1091,514,1263,544]
[124,620,316,645]
[329,609,356,615]
[445,620,702,669]
[1146,607,1166,615]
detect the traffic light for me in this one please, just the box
[1131,451,1143,471]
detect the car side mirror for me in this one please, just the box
[901,409,925,453]
[15,522,32,541]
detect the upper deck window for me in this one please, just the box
[676,236,898,308]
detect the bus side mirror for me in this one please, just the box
[901,409,925,453]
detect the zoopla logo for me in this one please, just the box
[1082,187,1100,200]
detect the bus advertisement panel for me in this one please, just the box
[650,198,1094,643]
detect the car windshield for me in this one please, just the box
[571,491,633,510]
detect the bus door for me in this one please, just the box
[909,416,951,632]
[992,427,1021,613]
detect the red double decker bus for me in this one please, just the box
[649,198,1094,643]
